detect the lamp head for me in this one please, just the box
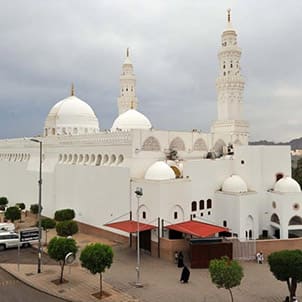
[135,187,143,197]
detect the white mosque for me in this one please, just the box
[0,10,301,251]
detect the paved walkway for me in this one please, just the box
[1,228,301,302]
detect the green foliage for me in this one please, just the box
[268,249,302,299]
[80,243,113,275]
[54,209,75,221]
[56,220,78,237]
[292,158,302,187]
[48,236,78,283]
[80,243,113,298]
[4,206,21,222]
[15,203,26,210]
[209,256,243,302]
[41,217,56,230]
[30,204,39,215]
[0,197,8,206]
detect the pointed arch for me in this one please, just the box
[170,204,185,222]
[142,136,161,151]
[193,138,207,151]
[213,139,226,154]
[169,137,185,151]
[289,215,302,225]
[270,213,280,225]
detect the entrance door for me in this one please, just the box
[139,230,151,252]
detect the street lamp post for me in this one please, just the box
[30,138,42,274]
[134,187,143,287]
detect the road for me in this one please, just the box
[0,247,66,302]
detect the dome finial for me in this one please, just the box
[126,47,130,57]
[71,83,75,96]
[227,8,231,23]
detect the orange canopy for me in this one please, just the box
[166,220,228,237]
[105,220,157,233]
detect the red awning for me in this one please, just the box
[166,220,228,238]
[105,220,157,233]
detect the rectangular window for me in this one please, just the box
[174,212,178,219]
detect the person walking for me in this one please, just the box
[180,265,190,283]
[177,251,184,268]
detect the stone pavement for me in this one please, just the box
[1,228,301,302]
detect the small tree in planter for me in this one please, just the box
[209,256,244,302]
[80,243,113,298]
[40,218,56,245]
[0,196,8,208]
[4,206,21,223]
[48,236,78,284]
[54,209,75,221]
[15,203,26,222]
[30,204,39,218]
[268,249,302,300]
[56,220,78,237]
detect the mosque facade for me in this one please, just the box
[0,11,301,247]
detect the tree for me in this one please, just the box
[268,249,302,300]
[4,206,21,223]
[54,209,75,221]
[15,203,26,210]
[292,158,302,187]
[47,236,78,284]
[56,220,78,237]
[209,256,244,302]
[80,243,113,298]
[0,197,9,206]
[40,218,56,245]
[30,204,39,217]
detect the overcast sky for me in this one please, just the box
[0,1,301,142]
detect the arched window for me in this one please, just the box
[96,154,102,166]
[207,199,212,209]
[90,154,96,165]
[289,216,302,225]
[174,212,178,219]
[103,154,109,165]
[270,213,280,224]
[142,211,146,219]
[117,154,124,165]
[72,154,78,165]
[191,201,197,212]
[213,139,226,155]
[110,154,117,165]
[199,200,204,210]
[142,136,161,151]
[169,137,185,151]
[193,138,207,151]
[223,220,227,227]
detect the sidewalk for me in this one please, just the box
[1,262,137,302]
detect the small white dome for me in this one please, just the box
[222,175,248,193]
[145,161,176,180]
[44,95,99,136]
[111,109,152,131]
[274,177,301,193]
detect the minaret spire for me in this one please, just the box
[71,83,75,96]
[126,47,129,57]
[227,8,231,23]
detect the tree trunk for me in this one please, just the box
[99,273,103,298]
[228,288,234,302]
[60,261,65,284]
[45,230,48,246]
[290,278,297,300]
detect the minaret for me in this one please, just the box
[212,9,249,145]
[117,48,138,115]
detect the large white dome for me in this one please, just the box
[111,109,152,131]
[145,161,176,180]
[222,175,248,193]
[274,177,301,193]
[44,95,99,136]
